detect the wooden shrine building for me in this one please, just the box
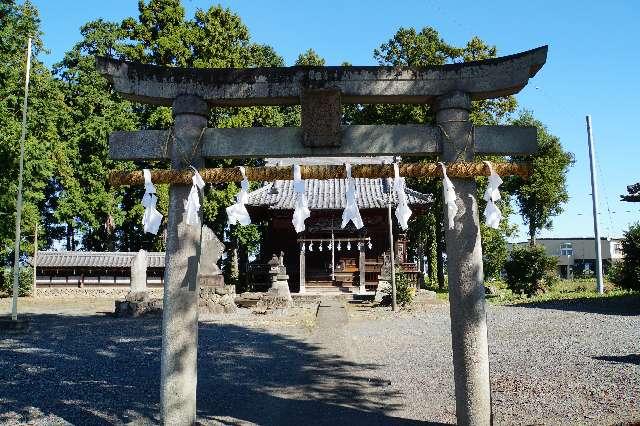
[246,158,431,294]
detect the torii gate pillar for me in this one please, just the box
[437,91,491,425]
[160,95,208,425]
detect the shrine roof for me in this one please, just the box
[246,178,432,210]
[32,251,166,269]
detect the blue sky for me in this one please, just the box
[30,0,640,241]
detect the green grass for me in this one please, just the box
[430,287,449,301]
[424,277,638,305]
[488,278,637,305]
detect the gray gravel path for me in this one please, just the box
[0,295,638,425]
[346,296,640,425]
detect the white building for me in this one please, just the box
[513,237,624,279]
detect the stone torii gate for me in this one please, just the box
[98,45,547,426]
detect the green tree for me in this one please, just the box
[504,244,558,296]
[54,19,140,251]
[295,48,326,66]
[609,223,640,291]
[0,1,68,262]
[52,1,291,258]
[505,111,574,245]
[350,27,519,285]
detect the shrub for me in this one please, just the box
[504,245,558,296]
[610,223,640,291]
[1,266,33,297]
[382,269,415,306]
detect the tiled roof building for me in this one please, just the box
[34,251,166,269]
[247,178,432,210]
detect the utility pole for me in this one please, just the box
[586,115,604,294]
[387,180,397,311]
[11,37,32,321]
[32,223,38,297]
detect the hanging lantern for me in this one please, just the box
[302,242,306,252]
[309,242,314,252]
[347,241,351,250]
[367,241,372,250]
[327,241,331,250]
[337,241,342,251]
[319,242,323,252]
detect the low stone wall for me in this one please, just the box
[199,286,237,314]
[34,287,164,299]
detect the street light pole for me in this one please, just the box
[11,37,32,321]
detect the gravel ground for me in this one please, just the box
[0,296,638,425]
[346,296,640,425]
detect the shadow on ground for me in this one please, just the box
[592,354,640,366]
[0,314,445,425]
[510,293,640,316]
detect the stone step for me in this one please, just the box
[305,285,358,293]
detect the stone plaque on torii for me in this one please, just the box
[99,45,547,426]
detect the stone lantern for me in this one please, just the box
[266,252,292,301]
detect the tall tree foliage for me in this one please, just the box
[54,0,291,264]
[505,111,574,244]
[609,222,640,291]
[347,27,519,284]
[54,19,140,251]
[0,0,67,262]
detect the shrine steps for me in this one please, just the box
[303,285,356,296]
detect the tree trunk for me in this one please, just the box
[425,226,434,283]
[529,223,536,246]
[66,223,75,251]
[238,245,249,291]
[230,243,239,283]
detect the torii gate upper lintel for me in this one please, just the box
[99,46,548,426]
[96,45,547,106]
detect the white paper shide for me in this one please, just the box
[226,166,252,226]
[141,169,163,234]
[184,167,205,226]
[439,162,458,230]
[341,163,364,229]
[292,164,311,233]
[483,161,503,229]
[393,163,412,230]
